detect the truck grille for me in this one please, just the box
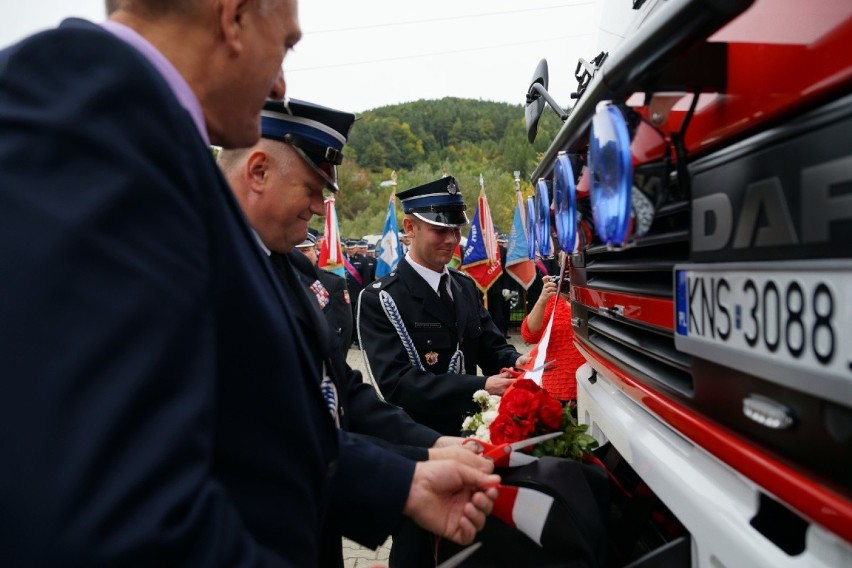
[573,200,693,399]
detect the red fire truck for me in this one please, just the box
[525,0,852,565]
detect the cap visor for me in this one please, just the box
[291,145,339,192]
[413,210,469,227]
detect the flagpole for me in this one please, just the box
[481,173,489,309]
[512,170,527,315]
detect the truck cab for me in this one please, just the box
[525,0,852,565]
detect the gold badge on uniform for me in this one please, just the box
[425,351,439,366]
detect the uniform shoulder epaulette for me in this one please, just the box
[364,271,399,292]
[449,267,473,280]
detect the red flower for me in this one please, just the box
[489,413,525,445]
[508,378,542,394]
[500,387,541,422]
[538,395,564,431]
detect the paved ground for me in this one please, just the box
[341,332,529,567]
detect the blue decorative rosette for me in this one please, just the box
[589,103,633,246]
[526,195,537,260]
[535,178,551,258]
[554,152,577,253]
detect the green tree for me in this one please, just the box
[320,96,572,240]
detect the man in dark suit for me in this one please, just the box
[0,2,497,565]
[295,230,354,357]
[357,176,531,567]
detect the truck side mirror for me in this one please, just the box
[525,58,568,143]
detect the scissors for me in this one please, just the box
[436,542,482,568]
[504,359,556,378]
[464,431,563,467]
[516,359,556,373]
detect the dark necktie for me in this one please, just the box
[439,273,455,313]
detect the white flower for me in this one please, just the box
[472,390,491,406]
[481,409,498,425]
[462,390,503,438]
[475,424,491,442]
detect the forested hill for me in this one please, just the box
[327,97,565,238]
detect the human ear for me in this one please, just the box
[245,150,269,193]
[219,0,250,55]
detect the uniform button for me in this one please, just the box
[427,339,432,346]
[327,459,338,479]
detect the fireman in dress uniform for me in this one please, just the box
[357,176,531,568]
[295,230,353,358]
[346,239,367,344]
[221,100,498,568]
[357,176,529,436]
[363,242,378,282]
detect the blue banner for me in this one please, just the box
[375,198,402,278]
[462,204,485,265]
[505,197,536,289]
[461,192,502,293]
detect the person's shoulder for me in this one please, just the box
[9,18,125,55]
[449,267,472,279]
[449,268,475,286]
[360,271,400,296]
[4,19,127,67]
[286,250,312,272]
[319,268,346,287]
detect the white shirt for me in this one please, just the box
[405,252,453,300]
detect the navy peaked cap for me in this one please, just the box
[295,232,318,248]
[261,98,355,192]
[396,176,469,227]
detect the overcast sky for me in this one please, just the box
[2,1,635,113]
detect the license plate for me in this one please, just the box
[674,262,852,406]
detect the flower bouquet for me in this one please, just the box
[462,379,598,461]
[448,380,608,566]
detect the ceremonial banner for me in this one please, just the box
[506,192,536,290]
[461,185,502,293]
[318,197,344,277]
[375,195,402,278]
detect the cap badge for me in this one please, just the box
[425,351,440,366]
[447,181,458,195]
